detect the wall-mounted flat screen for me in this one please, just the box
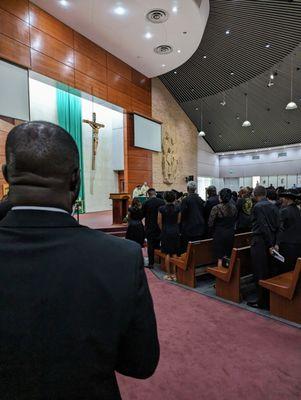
[134,114,162,152]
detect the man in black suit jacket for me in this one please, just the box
[0,121,159,400]
[143,188,165,268]
[181,181,206,250]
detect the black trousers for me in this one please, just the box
[279,243,301,273]
[251,236,276,308]
[147,237,160,266]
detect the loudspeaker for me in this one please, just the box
[185,176,194,183]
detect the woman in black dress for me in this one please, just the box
[236,187,253,233]
[126,198,145,247]
[158,191,181,281]
[208,188,237,267]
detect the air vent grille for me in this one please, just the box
[146,9,169,23]
[252,155,260,160]
[154,45,173,55]
[278,152,287,158]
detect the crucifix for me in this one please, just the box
[83,112,105,170]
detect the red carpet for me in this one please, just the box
[117,270,301,400]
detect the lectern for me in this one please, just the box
[109,193,131,225]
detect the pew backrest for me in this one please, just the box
[226,246,251,282]
[182,232,252,271]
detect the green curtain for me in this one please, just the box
[56,86,85,212]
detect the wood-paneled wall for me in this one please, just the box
[0,0,153,194]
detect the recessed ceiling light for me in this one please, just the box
[199,131,206,137]
[114,6,126,15]
[59,0,69,6]
[162,64,166,67]
[172,6,178,13]
[174,71,177,74]
[230,71,234,76]
[177,49,181,53]
[144,32,153,39]
[225,29,230,35]
[265,43,271,48]
[195,107,199,110]
[203,55,207,59]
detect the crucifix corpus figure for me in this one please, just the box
[83,112,105,170]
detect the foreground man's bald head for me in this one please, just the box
[3,121,80,212]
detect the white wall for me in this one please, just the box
[29,77,124,212]
[197,137,219,178]
[82,99,123,212]
[29,78,58,123]
[219,146,301,178]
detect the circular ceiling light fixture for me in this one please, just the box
[225,29,230,35]
[60,0,69,7]
[144,32,153,39]
[265,43,271,48]
[154,45,173,55]
[114,6,126,15]
[146,9,169,23]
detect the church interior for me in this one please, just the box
[0,0,301,399]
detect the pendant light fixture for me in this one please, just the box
[286,54,297,110]
[242,93,251,127]
[199,101,206,137]
[220,92,226,106]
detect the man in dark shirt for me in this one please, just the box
[204,185,219,224]
[275,190,301,272]
[0,121,159,400]
[248,185,280,309]
[181,181,205,250]
[143,188,165,268]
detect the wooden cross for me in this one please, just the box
[83,112,105,170]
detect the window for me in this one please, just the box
[197,177,213,200]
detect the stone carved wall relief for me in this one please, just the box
[162,129,182,185]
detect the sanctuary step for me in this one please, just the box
[97,227,127,238]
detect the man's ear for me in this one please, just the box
[70,168,81,202]
[2,165,8,183]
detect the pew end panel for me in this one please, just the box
[207,246,251,303]
[259,258,301,324]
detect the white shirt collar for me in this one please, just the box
[12,206,69,214]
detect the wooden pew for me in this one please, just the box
[206,246,251,303]
[155,232,251,288]
[259,258,301,324]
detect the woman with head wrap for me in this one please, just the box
[208,188,237,267]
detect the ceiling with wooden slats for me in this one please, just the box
[160,0,301,152]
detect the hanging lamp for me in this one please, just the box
[199,102,206,136]
[286,54,297,110]
[242,93,251,127]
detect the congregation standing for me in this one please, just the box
[127,181,301,310]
